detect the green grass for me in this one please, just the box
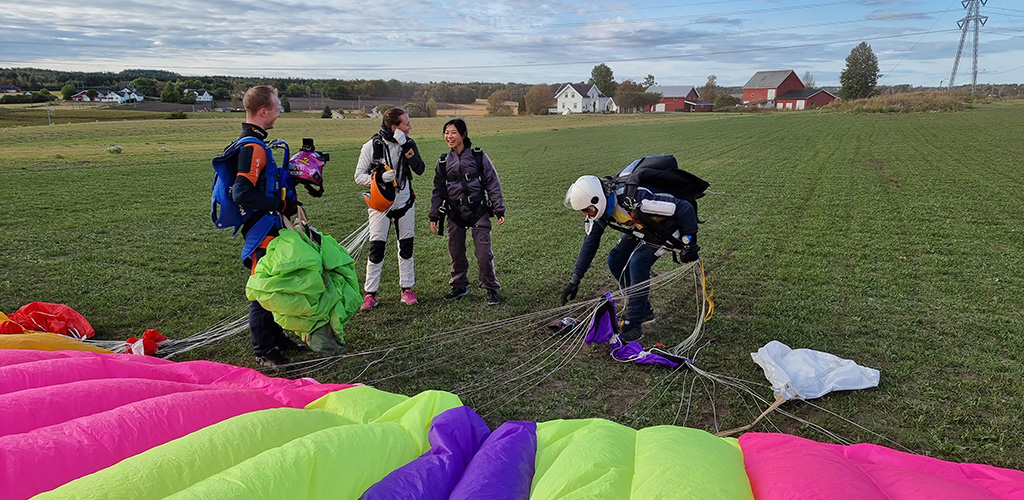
[0,103,182,127]
[2,104,1023,469]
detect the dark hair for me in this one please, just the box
[443,118,472,149]
[382,107,407,129]
[243,85,278,114]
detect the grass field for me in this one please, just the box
[2,104,1023,470]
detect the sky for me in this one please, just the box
[1,0,1022,87]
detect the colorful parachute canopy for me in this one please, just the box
[246,228,361,348]
[4,349,1023,499]
[0,350,353,499]
[5,301,95,338]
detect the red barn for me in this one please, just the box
[742,70,804,107]
[644,85,713,112]
[775,88,837,110]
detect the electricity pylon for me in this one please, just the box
[949,0,988,93]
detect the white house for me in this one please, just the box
[184,89,214,102]
[117,88,145,103]
[554,83,616,113]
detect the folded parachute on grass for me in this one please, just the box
[4,349,1023,500]
[0,312,111,353]
[246,227,361,352]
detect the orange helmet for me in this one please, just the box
[363,169,396,212]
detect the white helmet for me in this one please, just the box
[564,175,607,219]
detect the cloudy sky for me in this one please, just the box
[2,0,1022,87]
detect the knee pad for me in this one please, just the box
[368,240,386,264]
[398,237,414,259]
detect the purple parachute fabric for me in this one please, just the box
[449,421,537,500]
[585,293,681,368]
[359,405,491,500]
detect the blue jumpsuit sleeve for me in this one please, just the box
[571,220,606,281]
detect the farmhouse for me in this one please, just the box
[644,85,713,112]
[775,88,836,110]
[741,70,805,108]
[0,84,21,93]
[117,88,145,103]
[554,83,617,113]
[184,89,214,102]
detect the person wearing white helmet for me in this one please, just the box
[562,168,700,342]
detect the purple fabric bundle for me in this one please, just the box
[585,293,681,368]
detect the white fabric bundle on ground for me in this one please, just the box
[751,340,880,400]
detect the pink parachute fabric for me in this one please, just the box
[0,350,354,500]
[740,433,1024,500]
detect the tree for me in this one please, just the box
[129,77,158,96]
[700,75,718,103]
[180,90,197,104]
[161,82,183,103]
[518,96,527,115]
[403,102,425,117]
[839,42,881,99]
[524,84,554,115]
[714,92,741,109]
[589,63,618,97]
[60,84,76,100]
[486,89,513,116]
[642,74,657,90]
[321,105,332,118]
[86,89,98,101]
[802,71,816,89]
[280,95,290,113]
[425,98,438,117]
[614,80,661,113]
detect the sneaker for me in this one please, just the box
[443,287,469,300]
[620,321,643,342]
[278,337,311,352]
[642,311,656,324]
[256,348,289,368]
[359,294,379,311]
[486,289,501,305]
[400,289,419,305]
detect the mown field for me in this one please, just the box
[2,104,1022,470]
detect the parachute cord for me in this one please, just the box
[699,258,715,322]
[714,394,786,437]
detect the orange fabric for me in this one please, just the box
[0,331,112,353]
[250,236,276,274]
[238,143,266,186]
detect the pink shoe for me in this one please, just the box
[359,294,378,311]
[400,289,418,305]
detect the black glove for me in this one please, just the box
[281,199,302,217]
[561,276,580,305]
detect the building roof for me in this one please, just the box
[556,83,605,98]
[648,85,696,98]
[743,70,798,89]
[777,88,836,100]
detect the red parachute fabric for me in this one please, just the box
[9,302,95,339]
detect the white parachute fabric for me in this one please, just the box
[751,340,880,400]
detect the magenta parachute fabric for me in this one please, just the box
[0,350,353,500]
[740,433,1024,500]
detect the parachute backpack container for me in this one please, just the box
[616,154,711,219]
[211,138,291,234]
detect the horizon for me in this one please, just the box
[2,0,1022,88]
